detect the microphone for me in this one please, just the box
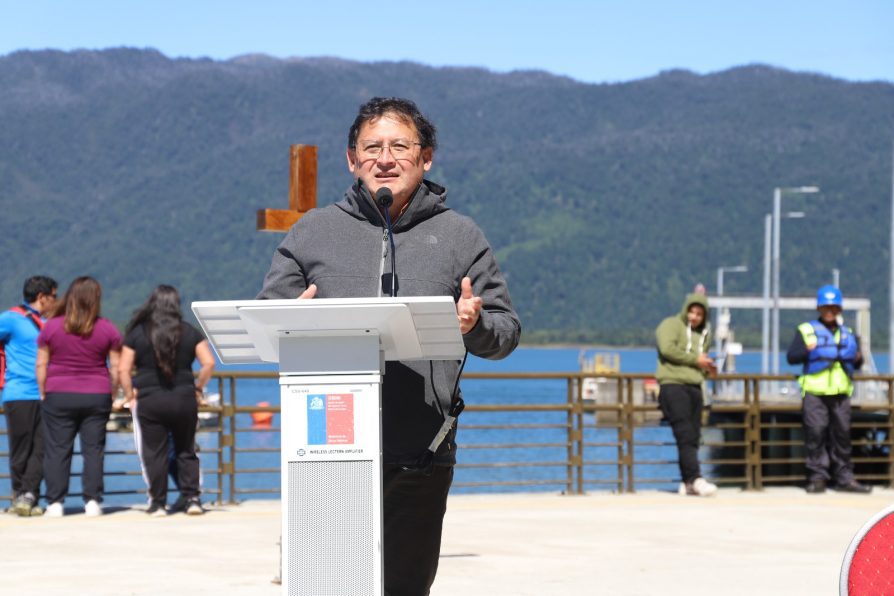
[375,187,398,297]
[376,186,394,209]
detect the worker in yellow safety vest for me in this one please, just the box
[786,285,871,494]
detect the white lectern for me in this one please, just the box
[192,297,464,595]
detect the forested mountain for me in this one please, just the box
[1,48,893,346]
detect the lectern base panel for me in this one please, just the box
[281,374,383,595]
[287,460,376,595]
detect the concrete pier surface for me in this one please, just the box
[3,487,892,595]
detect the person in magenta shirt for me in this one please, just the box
[36,276,121,517]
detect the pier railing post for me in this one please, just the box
[611,378,622,493]
[624,377,635,493]
[749,379,764,490]
[568,376,583,495]
[215,375,226,506]
[888,378,894,489]
[0,408,10,508]
[227,376,237,504]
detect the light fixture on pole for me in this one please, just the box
[717,265,748,299]
[771,186,819,379]
[715,265,748,367]
[763,211,804,374]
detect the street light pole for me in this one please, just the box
[762,215,771,374]
[715,265,748,367]
[771,189,782,376]
[771,186,819,378]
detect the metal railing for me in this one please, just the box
[1,372,892,506]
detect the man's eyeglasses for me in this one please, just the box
[355,139,422,159]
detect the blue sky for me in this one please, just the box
[1,1,892,83]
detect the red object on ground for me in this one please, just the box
[841,505,894,595]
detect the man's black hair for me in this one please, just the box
[23,275,57,303]
[348,97,438,151]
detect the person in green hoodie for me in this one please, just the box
[655,292,718,497]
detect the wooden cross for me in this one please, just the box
[256,144,318,232]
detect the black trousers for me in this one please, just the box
[4,400,45,498]
[42,393,111,504]
[134,388,200,504]
[802,392,855,485]
[383,464,454,596]
[658,384,704,483]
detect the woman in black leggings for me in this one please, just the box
[118,285,214,515]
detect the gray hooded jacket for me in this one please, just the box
[257,179,521,466]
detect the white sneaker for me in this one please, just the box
[692,477,718,497]
[46,502,64,517]
[185,499,204,516]
[678,482,697,496]
[146,501,167,517]
[84,500,103,517]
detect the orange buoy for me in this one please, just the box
[251,401,274,427]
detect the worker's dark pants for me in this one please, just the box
[42,393,111,504]
[802,392,855,485]
[658,384,704,483]
[4,400,45,499]
[383,464,453,596]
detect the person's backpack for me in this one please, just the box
[0,306,44,391]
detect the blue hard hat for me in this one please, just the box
[816,285,842,308]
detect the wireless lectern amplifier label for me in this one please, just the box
[307,393,355,445]
[282,381,378,462]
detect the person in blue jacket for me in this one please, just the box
[0,275,57,516]
[786,285,871,494]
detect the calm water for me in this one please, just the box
[3,347,890,504]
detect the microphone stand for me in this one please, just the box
[376,189,397,297]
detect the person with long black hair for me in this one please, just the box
[36,276,121,517]
[118,285,214,516]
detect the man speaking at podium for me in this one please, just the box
[258,97,521,595]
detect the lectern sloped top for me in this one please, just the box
[191,297,465,364]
